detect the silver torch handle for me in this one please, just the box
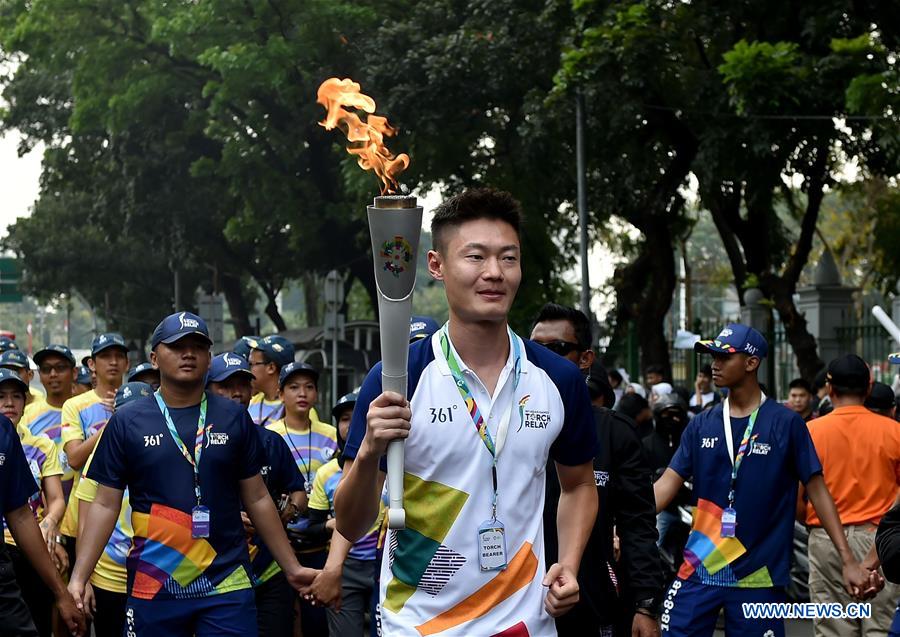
[368,196,423,530]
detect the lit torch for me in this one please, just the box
[318,78,420,529]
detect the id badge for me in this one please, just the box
[477,519,508,572]
[304,481,313,495]
[192,505,211,539]
[721,507,737,538]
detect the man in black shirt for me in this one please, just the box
[532,303,663,637]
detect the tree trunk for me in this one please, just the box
[765,276,824,381]
[349,256,378,320]
[635,228,677,380]
[263,292,287,332]
[220,272,252,340]
[610,226,677,381]
[302,272,320,327]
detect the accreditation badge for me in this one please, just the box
[721,507,737,538]
[192,505,211,539]
[477,519,508,572]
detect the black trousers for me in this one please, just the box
[7,544,51,637]
[92,585,127,637]
[0,544,38,637]
[255,571,294,637]
[298,550,328,637]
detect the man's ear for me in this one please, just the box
[427,249,443,281]
[149,351,158,369]
[87,358,96,373]
[745,355,761,373]
[579,349,595,372]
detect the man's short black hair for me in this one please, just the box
[813,368,828,391]
[788,378,813,394]
[617,393,649,421]
[699,364,712,377]
[608,369,623,383]
[431,187,523,252]
[644,364,665,377]
[533,303,592,351]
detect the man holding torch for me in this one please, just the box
[335,188,598,636]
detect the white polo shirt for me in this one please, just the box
[345,328,597,637]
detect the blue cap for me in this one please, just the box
[76,365,92,386]
[150,312,212,350]
[256,335,295,368]
[409,316,439,342]
[0,350,29,369]
[889,352,900,365]
[114,382,153,410]
[91,333,128,357]
[279,361,319,388]
[208,353,254,384]
[127,362,158,382]
[33,344,76,367]
[0,337,18,353]
[694,323,768,359]
[233,336,260,360]
[331,392,358,419]
[0,368,27,393]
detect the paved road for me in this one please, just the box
[714,619,812,636]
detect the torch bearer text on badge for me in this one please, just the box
[368,195,422,529]
[317,77,418,529]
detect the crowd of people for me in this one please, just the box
[3,187,900,637]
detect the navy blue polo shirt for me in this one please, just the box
[250,426,305,585]
[87,391,264,600]
[670,398,821,587]
[0,416,38,518]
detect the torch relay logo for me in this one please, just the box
[381,235,413,277]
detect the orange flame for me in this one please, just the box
[317,78,410,194]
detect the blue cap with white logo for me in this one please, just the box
[208,353,254,384]
[127,362,158,382]
[150,311,212,350]
[91,333,128,357]
[0,350,29,369]
[0,368,27,393]
[409,316,439,342]
[694,323,768,359]
[279,361,319,388]
[76,365,92,386]
[0,337,19,353]
[255,335,295,368]
[115,382,153,410]
[331,392,358,419]
[34,344,76,367]
[233,336,260,360]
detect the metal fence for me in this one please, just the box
[836,323,896,384]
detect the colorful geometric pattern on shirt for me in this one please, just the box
[74,472,133,594]
[265,418,338,487]
[18,404,73,498]
[21,402,63,444]
[59,391,113,537]
[60,391,112,445]
[413,542,539,636]
[128,503,252,600]
[384,472,469,613]
[308,457,383,561]
[678,498,773,588]
[248,394,284,427]
[3,431,62,546]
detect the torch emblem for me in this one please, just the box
[381,235,413,277]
